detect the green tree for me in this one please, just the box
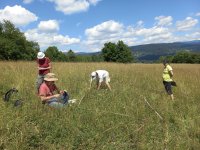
[159,51,200,64]
[67,50,76,62]
[45,46,60,61]
[0,20,39,60]
[172,51,200,63]
[116,41,133,63]
[101,40,134,63]
[172,52,192,63]
[102,42,117,62]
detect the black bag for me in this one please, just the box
[3,88,23,107]
[171,81,177,86]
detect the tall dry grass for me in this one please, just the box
[0,61,199,149]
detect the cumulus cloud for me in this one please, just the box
[38,20,59,33]
[176,17,198,31]
[196,12,200,16]
[155,16,173,26]
[0,5,38,26]
[25,28,80,48]
[47,0,101,15]
[83,20,177,51]
[185,32,200,40]
[85,20,124,39]
[23,0,34,4]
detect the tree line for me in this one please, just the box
[0,20,134,63]
[0,20,199,63]
[159,51,200,64]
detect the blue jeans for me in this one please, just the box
[47,92,69,108]
[36,75,45,92]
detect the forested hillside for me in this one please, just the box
[129,41,200,61]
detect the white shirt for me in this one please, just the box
[91,70,110,83]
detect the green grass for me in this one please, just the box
[0,62,200,149]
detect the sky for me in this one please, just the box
[0,0,200,53]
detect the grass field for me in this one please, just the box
[0,61,200,149]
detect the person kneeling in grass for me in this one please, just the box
[90,70,112,91]
[39,73,69,108]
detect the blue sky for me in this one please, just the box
[0,0,200,52]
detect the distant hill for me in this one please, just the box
[75,40,200,62]
[130,40,200,62]
[76,52,100,56]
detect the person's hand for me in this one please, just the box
[38,67,44,70]
[60,90,64,94]
[54,94,60,98]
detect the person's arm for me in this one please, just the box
[40,94,60,103]
[38,67,51,70]
[38,60,52,70]
[97,82,102,90]
[169,70,173,77]
[38,64,51,70]
[106,82,112,91]
[53,84,60,94]
[167,65,173,77]
[89,78,93,89]
[96,77,102,90]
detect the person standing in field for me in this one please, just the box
[38,73,70,108]
[36,51,51,92]
[90,70,112,91]
[162,60,174,100]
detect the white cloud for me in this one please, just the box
[25,28,80,48]
[83,20,125,51]
[136,27,170,36]
[88,0,101,5]
[185,32,200,40]
[176,17,198,31]
[23,0,34,4]
[38,20,59,33]
[143,32,172,43]
[0,5,38,26]
[53,35,80,44]
[155,16,173,26]
[47,0,101,15]
[136,20,144,27]
[196,12,200,16]
[83,20,176,51]
[85,20,124,39]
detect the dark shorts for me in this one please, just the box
[163,81,173,95]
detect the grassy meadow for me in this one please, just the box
[0,61,200,149]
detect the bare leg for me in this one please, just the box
[170,94,174,100]
[106,82,112,91]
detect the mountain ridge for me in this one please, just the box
[76,40,200,61]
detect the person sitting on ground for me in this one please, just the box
[162,60,175,100]
[36,51,51,93]
[39,73,69,108]
[90,70,112,91]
